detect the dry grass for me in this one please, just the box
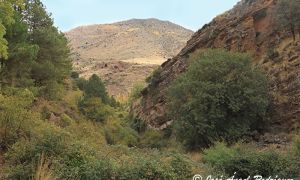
[33,153,56,180]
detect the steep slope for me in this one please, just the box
[133,0,300,131]
[65,19,193,96]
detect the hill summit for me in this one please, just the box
[65,19,193,96]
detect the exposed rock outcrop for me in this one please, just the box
[133,0,300,132]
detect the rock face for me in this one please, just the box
[65,19,193,96]
[133,0,300,132]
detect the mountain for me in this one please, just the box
[132,0,300,132]
[65,19,193,96]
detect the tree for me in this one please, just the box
[0,0,16,60]
[167,49,269,149]
[84,74,109,104]
[78,97,114,122]
[26,0,71,85]
[2,11,39,86]
[275,0,300,41]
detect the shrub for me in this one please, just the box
[138,130,167,149]
[52,143,114,180]
[167,49,269,149]
[128,115,147,133]
[70,71,79,79]
[41,80,65,100]
[146,67,162,88]
[75,78,88,91]
[78,97,114,122]
[267,48,279,61]
[104,119,138,146]
[128,83,144,106]
[0,90,37,150]
[4,124,69,179]
[116,151,193,179]
[203,143,300,178]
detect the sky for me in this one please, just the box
[41,0,239,32]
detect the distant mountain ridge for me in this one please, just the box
[65,18,193,96]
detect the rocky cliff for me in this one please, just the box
[133,0,300,132]
[65,19,193,96]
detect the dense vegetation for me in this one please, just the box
[1,0,300,179]
[167,49,269,149]
[0,0,196,179]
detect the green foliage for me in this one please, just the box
[167,49,269,149]
[0,0,198,179]
[1,0,71,99]
[70,71,79,79]
[130,83,144,100]
[115,151,193,180]
[84,74,109,103]
[128,83,144,106]
[138,130,167,149]
[146,67,162,88]
[0,0,21,59]
[109,95,120,108]
[203,142,300,178]
[0,88,36,149]
[128,115,147,133]
[104,119,138,146]
[76,77,88,91]
[275,0,300,40]
[79,97,114,122]
[40,80,65,100]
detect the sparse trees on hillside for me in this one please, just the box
[275,0,300,41]
[167,49,269,150]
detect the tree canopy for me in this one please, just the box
[167,49,269,149]
[0,0,71,99]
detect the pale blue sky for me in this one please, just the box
[41,0,239,32]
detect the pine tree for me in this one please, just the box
[84,74,109,104]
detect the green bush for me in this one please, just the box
[71,71,79,79]
[76,77,88,91]
[0,90,37,149]
[41,80,65,100]
[128,83,144,106]
[167,49,269,149]
[138,130,167,149]
[52,143,114,180]
[203,143,300,178]
[129,115,147,133]
[104,119,138,146]
[146,67,162,88]
[115,151,193,180]
[4,124,69,179]
[78,97,114,122]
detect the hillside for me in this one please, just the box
[132,0,300,132]
[65,19,193,96]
